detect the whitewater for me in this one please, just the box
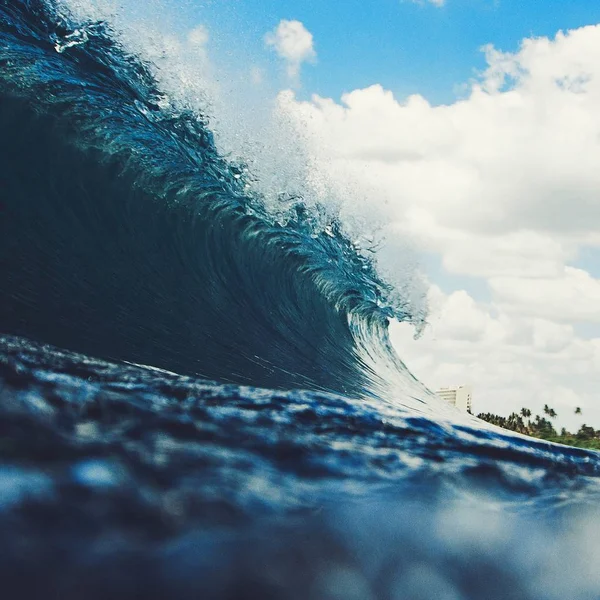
[1,1,600,599]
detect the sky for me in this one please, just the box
[184,0,600,104]
[73,0,600,431]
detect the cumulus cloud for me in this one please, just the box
[278,24,600,427]
[265,19,316,83]
[284,25,600,237]
[389,287,600,431]
[490,267,600,323]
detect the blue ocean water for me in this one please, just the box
[1,2,600,598]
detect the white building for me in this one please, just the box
[436,385,473,413]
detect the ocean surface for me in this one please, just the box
[1,2,600,598]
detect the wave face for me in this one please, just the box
[2,2,600,600]
[0,0,423,401]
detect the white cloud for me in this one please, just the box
[283,25,600,237]
[490,267,600,323]
[265,20,316,84]
[277,23,600,429]
[389,288,600,431]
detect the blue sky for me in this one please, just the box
[181,0,600,104]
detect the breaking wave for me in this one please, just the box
[0,0,426,403]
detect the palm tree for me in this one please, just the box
[575,407,582,415]
[543,405,557,419]
[521,408,532,419]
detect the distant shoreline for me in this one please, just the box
[477,406,600,450]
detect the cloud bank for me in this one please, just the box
[279,24,600,428]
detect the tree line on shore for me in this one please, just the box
[476,405,600,450]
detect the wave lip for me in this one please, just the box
[0,0,428,403]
